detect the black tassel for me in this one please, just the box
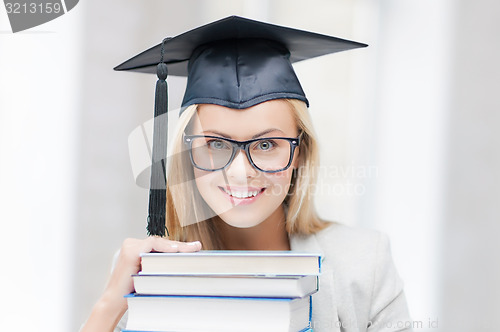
[147,39,170,237]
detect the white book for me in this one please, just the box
[140,251,322,276]
[125,294,312,332]
[133,274,318,298]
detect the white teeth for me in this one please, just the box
[223,189,260,198]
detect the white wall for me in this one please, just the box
[440,0,500,330]
[0,5,83,332]
[368,1,453,328]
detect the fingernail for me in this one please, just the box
[170,244,179,249]
[187,241,201,246]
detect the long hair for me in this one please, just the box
[165,99,329,249]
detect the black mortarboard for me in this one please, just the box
[114,16,367,236]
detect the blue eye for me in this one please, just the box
[257,140,275,150]
[208,139,230,150]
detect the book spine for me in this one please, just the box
[309,295,312,323]
[125,293,302,301]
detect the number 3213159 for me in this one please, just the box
[5,2,62,14]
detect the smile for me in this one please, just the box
[218,186,266,204]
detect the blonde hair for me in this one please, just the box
[166,99,328,249]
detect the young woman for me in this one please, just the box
[82,16,413,332]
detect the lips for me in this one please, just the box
[218,186,266,205]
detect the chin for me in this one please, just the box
[218,211,265,229]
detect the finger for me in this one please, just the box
[146,237,202,253]
[145,236,180,253]
[176,240,202,253]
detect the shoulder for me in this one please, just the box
[305,223,411,328]
[309,222,403,296]
[293,222,399,285]
[291,221,386,258]
[315,221,383,247]
[318,223,407,315]
[314,222,397,278]
[314,222,389,261]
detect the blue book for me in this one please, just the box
[124,293,313,332]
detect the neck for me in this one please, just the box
[216,205,291,251]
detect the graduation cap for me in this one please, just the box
[114,15,367,237]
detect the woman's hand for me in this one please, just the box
[80,237,202,332]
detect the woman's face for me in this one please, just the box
[190,100,299,228]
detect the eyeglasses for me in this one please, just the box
[183,135,300,173]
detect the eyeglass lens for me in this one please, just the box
[190,137,293,171]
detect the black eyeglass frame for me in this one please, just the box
[183,135,301,173]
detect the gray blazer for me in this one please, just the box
[115,223,412,332]
[290,223,413,332]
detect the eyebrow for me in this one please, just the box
[200,128,285,139]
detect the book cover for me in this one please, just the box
[132,274,318,298]
[124,293,312,332]
[139,250,322,275]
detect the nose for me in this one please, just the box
[225,149,258,179]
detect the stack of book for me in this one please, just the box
[122,251,321,332]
